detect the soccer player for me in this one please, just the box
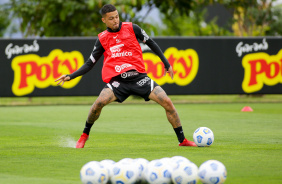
[55,4,197,148]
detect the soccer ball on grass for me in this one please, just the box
[198,160,227,184]
[110,161,139,184]
[80,161,109,184]
[193,127,214,147]
[145,159,173,184]
[171,161,199,184]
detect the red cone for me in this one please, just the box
[241,106,253,112]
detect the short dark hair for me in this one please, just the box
[100,4,117,17]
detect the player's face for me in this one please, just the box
[102,10,120,31]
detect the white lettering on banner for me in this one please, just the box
[115,63,132,72]
[236,38,268,57]
[5,40,39,59]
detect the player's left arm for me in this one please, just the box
[132,24,173,79]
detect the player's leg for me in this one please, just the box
[148,86,180,128]
[86,87,117,124]
[76,87,117,148]
[149,86,197,147]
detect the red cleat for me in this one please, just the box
[179,138,197,147]
[76,133,89,148]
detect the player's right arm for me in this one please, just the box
[55,39,105,86]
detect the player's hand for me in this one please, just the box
[55,75,70,86]
[164,66,174,80]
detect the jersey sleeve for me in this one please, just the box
[69,38,105,80]
[132,24,171,70]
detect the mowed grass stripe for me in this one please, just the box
[0,103,281,183]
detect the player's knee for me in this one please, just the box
[163,97,174,110]
[92,100,106,111]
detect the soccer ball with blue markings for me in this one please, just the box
[193,127,214,147]
[134,158,149,183]
[110,161,139,184]
[171,161,199,184]
[99,159,116,182]
[198,160,227,184]
[80,161,109,184]
[144,159,173,184]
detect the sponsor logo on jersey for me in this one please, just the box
[115,63,132,72]
[111,51,132,58]
[110,44,124,53]
[110,44,132,58]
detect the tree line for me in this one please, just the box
[1,0,281,37]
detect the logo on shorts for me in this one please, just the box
[121,71,139,78]
[112,81,120,88]
[115,63,132,72]
[121,73,127,78]
[137,77,150,86]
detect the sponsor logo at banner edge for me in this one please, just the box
[236,38,268,57]
[5,40,40,59]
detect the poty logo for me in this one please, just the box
[242,49,282,93]
[11,49,84,96]
[143,47,199,86]
[115,63,132,72]
[5,40,39,59]
[236,38,268,57]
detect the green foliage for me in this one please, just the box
[2,0,282,37]
[221,0,282,36]
[265,5,282,36]
[6,0,158,37]
[0,4,10,36]
[161,7,233,36]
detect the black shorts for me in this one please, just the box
[105,70,159,103]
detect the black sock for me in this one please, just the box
[174,126,185,143]
[83,121,93,135]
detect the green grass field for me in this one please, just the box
[0,100,281,183]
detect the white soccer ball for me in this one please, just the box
[134,158,149,183]
[145,159,173,184]
[110,161,139,184]
[80,161,109,184]
[193,127,214,147]
[171,156,191,166]
[99,159,116,181]
[171,161,199,184]
[198,160,227,184]
[118,158,134,164]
